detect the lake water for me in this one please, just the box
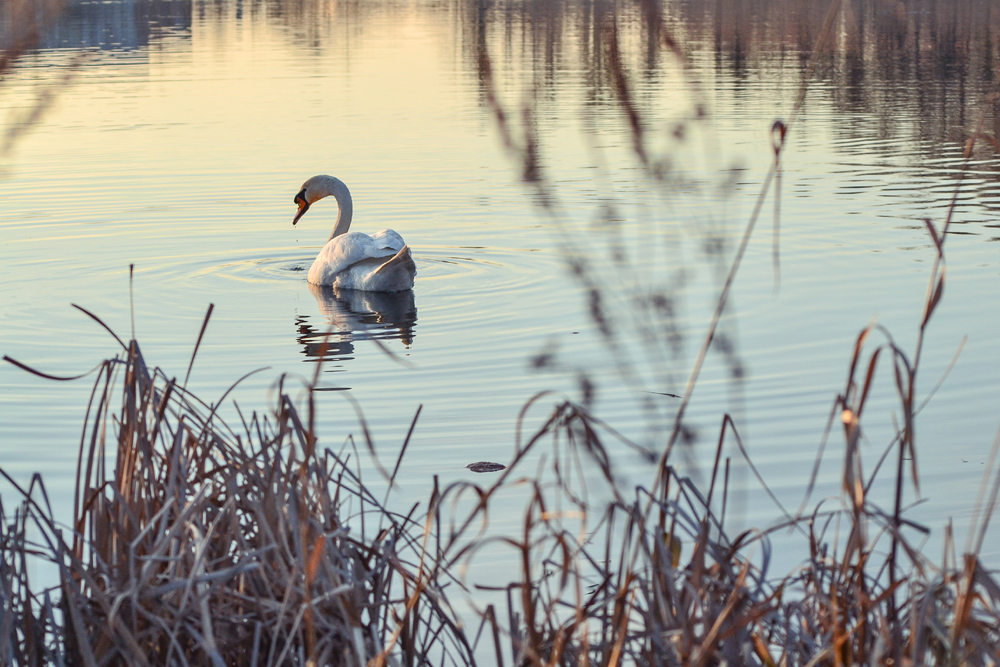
[2,0,1000,566]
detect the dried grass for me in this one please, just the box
[2,304,476,666]
[461,0,1000,664]
[3,0,1000,665]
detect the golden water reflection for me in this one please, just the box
[6,0,997,171]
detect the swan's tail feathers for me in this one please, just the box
[375,245,415,275]
[372,245,416,290]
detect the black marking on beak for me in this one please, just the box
[293,189,310,226]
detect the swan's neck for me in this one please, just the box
[326,178,354,241]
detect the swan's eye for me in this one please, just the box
[294,189,307,205]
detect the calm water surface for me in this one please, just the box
[2,0,1000,563]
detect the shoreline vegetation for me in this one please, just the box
[4,0,1000,665]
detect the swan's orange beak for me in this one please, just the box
[292,189,310,225]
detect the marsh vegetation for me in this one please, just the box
[3,0,1000,664]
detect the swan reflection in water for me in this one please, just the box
[295,283,417,367]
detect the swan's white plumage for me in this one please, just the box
[307,230,403,284]
[293,175,415,292]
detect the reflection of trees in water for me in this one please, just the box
[462,1,996,143]
[1,0,190,50]
[810,1,998,149]
[10,0,998,168]
[18,0,996,132]
[461,0,676,109]
[0,0,62,51]
[462,0,1000,195]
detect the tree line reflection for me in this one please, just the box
[6,0,996,149]
[461,0,998,150]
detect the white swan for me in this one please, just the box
[292,175,416,291]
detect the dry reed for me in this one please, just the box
[4,0,1000,665]
[4,299,1000,664]
[460,0,1000,664]
[2,303,478,666]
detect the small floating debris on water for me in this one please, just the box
[466,461,505,473]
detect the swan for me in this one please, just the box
[292,175,416,291]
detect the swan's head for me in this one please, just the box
[292,174,341,226]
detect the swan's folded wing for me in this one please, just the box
[368,229,405,252]
[308,232,399,285]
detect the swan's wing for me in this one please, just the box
[342,245,415,291]
[308,232,399,285]
[368,229,405,253]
